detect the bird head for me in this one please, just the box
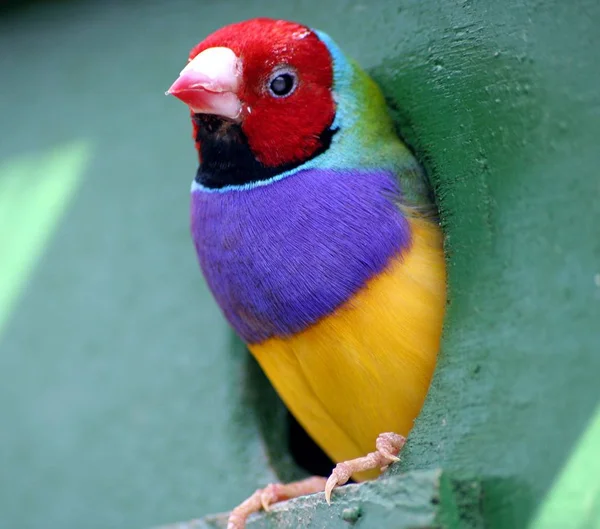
[167,18,339,189]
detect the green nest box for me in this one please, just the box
[0,1,598,529]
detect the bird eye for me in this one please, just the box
[268,71,297,97]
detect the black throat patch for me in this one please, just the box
[193,114,336,189]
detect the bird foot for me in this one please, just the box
[227,476,327,529]
[226,432,405,528]
[324,432,406,504]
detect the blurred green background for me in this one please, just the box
[0,1,598,529]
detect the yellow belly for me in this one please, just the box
[249,217,446,481]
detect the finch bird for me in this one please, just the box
[168,17,446,529]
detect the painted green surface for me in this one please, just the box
[0,141,91,336]
[0,1,598,529]
[159,470,483,529]
[376,2,600,529]
[529,405,600,529]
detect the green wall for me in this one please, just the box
[0,1,598,528]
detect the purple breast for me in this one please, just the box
[190,168,410,344]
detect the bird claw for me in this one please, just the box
[380,450,401,463]
[260,484,276,512]
[375,432,405,464]
[227,476,327,529]
[227,434,406,527]
[325,463,352,505]
[324,432,406,505]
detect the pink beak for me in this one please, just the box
[167,46,243,121]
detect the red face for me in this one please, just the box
[169,18,336,169]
